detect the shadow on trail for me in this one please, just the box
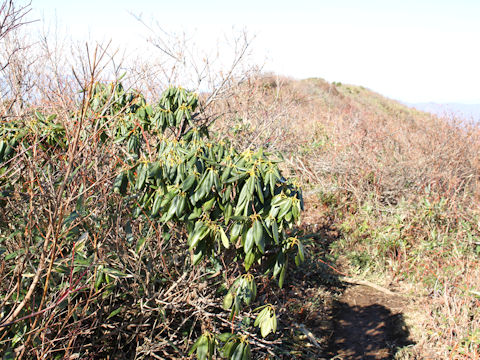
[292,197,414,359]
[329,294,413,359]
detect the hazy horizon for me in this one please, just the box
[407,101,480,122]
[29,0,480,104]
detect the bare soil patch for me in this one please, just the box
[285,195,414,359]
[328,284,412,359]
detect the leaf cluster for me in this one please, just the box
[0,83,304,359]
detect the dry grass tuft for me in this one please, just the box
[214,73,480,359]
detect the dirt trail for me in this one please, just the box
[297,198,414,359]
[328,284,412,359]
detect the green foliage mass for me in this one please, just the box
[0,82,303,359]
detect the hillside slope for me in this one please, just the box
[215,75,480,359]
[218,75,479,203]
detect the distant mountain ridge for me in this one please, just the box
[407,102,480,122]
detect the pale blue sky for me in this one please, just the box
[31,0,480,103]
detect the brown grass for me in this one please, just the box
[1,5,480,356]
[213,73,480,359]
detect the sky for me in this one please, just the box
[29,0,480,104]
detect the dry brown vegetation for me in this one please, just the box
[217,75,480,205]
[214,74,480,358]
[1,2,480,358]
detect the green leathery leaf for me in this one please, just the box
[292,198,300,219]
[271,312,277,333]
[221,165,231,182]
[272,220,279,244]
[225,202,233,224]
[250,278,257,300]
[189,334,207,358]
[136,163,147,190]
[248,173,255,193]
[253,219,265,253]
[223,184,232,202]
[223,291,234,309]
[279,259,287,288]
[277,198,293,220]
[202,197,216,212]
[232,342,245,360]
[192,242,205,265]
[217,332,233,343]
[208,334,215,359]
[137,107,146,121]
[255,177,264,204]
[223,339,239,358]
[269,196,284,208]
[297,239,305,261]
[0,141,6,160]
[160,190,177,207]
[244,251,255,271]
[260,319,271,338]
[230,216,248,221]
[242,341,251,360]
[188,224,210,249]
[35,110,45,122]
[212,170,221,189]
[223,172,247,184]
[230,222,243,243]
[181,173,196,192]
[192,173,209,202]
[205,169,214,191]
[175,109,182,126]
[284,211,292,222]
[113,171,128,195]
[162,195,179,222]
[234,201,246,217]
[254,307,268,327]
[237,178,252,208]
[193,170,208,193]
[175,194,186,217]
[244,226,254,254]
[256,307,276,338]
[268,171,275,195]
[188,206,202,220]
[219,227,229,248]
[273,252,285,278]
[145,104,153,116]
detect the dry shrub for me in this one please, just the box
[1,3,479,356]
[212,73,313,153]
[219,75,480,207]
[214,73,480,358]
[0,23,309,358]
[0,62,296,359]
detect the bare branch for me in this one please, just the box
[0,0,35,40]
